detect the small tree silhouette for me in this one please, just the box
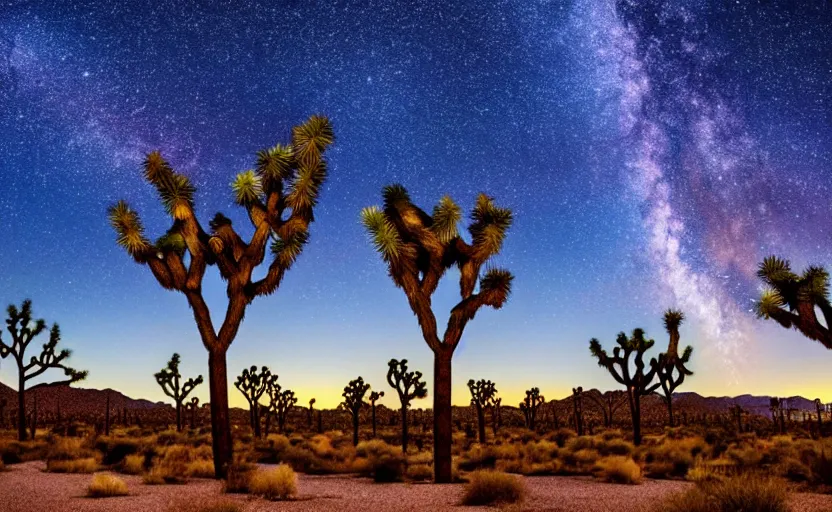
[0,300,87,441]
[572,387,584,436]
[108,116,334,477]
[651,310,693,427]
[342,377,371,446]
[362,188,513,482]
[386,359,427,453]
[467,379,497,444]
[187,397,200,429]
[155,353,203,432]
[491,397,502,435]
[368,391,384,438]
[234,366,275,438]
[308,398,316,430]
[267,382,297,434]
[590,329,659,445]
[519,387,544,430]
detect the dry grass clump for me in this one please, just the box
[248,464,298,501]
[167,500,243,512]
[355,439,405,482]
[187,459,216,478]
[120,454,145,475]
[86,473,129,498]
[223,460,258,494]
[659,474,789,512]
[47,457,99,473]
[0,439,48,464]
[406,463,433,481]
[143,443,212,484]
[643,436,709,479]
[595,456,642,484]
[461,470,525,506]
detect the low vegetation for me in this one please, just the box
[461,470,525,506]
[86,473,129,498]
[248,464,298,501]
[659,473,789,512]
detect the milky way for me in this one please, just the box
[0,1,830,404]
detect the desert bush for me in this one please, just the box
[47,437,88,460]
[47,457,99,473]
[407,463,433,481]
[94,437,140,465]
[458,445,498,472]
[658,474,788,512]
[143,446,193,484]
[0,439,47,464]
[87,474,129,498]
[155,430,187,446]
[223,460,257,494]
[595,456,641,484]
[249,464,297,501]
[187,459,216,478]
[355,439,405,482]
[461,470,525,506]
[120,454,145,475]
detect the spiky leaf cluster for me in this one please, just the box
[590,328,660,396]
[234,365,276,408]
[386,359,428,408]
[155,353,203,405]
[342,377,371,417]
[467,379,498,409]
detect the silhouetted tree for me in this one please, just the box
[187,397,200,429]
[756,256,832,349]
[491,397,502,435]
[307,398,316,430]
[155,353,203,432]
[520,387,544,430]
[368,391,384,438]
[342,377,371,446]
[572,387,584,436]
[267,382,297,434]
[651,310,693,427]
[386,358,428,453]
[467,379,497,444]
[0,300,87,441]
[234,366,275,437]
[590,329,659,445]
[108,116,334,477]
[585,390,627,428]
[362,188,513,482]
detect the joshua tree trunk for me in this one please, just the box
[29,392,38,440]
[629,391,642,446]
[476,405,486,444]
[209,349,232,477]
[665,395,674,427]
[18,373,26,441]
[372,403,377,438]
[401,407,409,453]
[434,352,453,483]
[352,413,360,446]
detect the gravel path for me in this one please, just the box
[0,462,828,511]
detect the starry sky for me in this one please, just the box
[1,0,830,409]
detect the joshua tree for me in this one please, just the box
[491,397,502,435]
[756,256,832,349]
[572,387,584,436]
[815,398,824,435]
[585,390,627,429]
[267,383,297,434]
[368,391,384,438]
[187,397,200,429]
[590,329,660,445]
[386,358,428,453]
[651,310,694,427]
[362,187,513,482]
[467,379,497,444]
[155,353,203,433]
[342,377,371,446]
[234,366,275,438]
[0,300,87,441]
[108,115,334,477]
[307,398,316,429]
[520,387,545,430]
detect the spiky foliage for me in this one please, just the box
[265,380,297,434]
[755,256,832,349]
[519,387,545,430]
[362,186,514,482]
[186,396,200,429]
[234,366,276,438]
[386,358,428,453]
[368,391,385,438]
[155,353,203,433]
[467,379,497,444]
[584,390,627,428]
[107,115,334,477]
[589,328,659,445]
[572,387,585,436]
[342,377,371,446]
[651,309,694,427]
[0,300,87,441]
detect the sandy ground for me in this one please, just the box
[0,461,830,512]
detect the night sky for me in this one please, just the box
[1,1,830,409]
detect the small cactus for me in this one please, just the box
[155,353,203,433]
[342,377,371,446]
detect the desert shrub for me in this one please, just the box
[143,446,193,484]
[811,451,832,486]
[308,435,335,458]
[47,437,88,460]
[0,440,47,464]
[155,430,186,446]
[187,459,216,478]
[47,457,99,473]
[94,437,140,465]
[595,456,641,484]
[461,470,524,506]
[407,463,433,481]
[266,434,291,453]
[597,438,634,457]
[355,439,405,482]
[249,464,297,501]
[87,474,129,498]
[223,460,257,494]
[658,474,788,512]
[523,440,559,464]
[120,454,145,475]
[458,445,499,472]
[550,428,576,448]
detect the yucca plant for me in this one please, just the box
[756,255,832,349]
[342,377,371,446]
[589,329,659,445]
[362,187,514,482]
[467,379,497,444]
[0,300,87,441]
[519,387,545,430]
[650,309,693,427]
[155,353,203,432]
[387,358,428,453]
[107,115,334,477]
[234,366,276,438]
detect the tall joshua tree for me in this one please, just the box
[155,353,203,432]
[0,300,87,441]
[342,377,370,446]
[368,391,384,438]
[756,256,832,349]
[108,115,334,477]
[651,310,693,427]
[387,358,428,453]
[590,329,659,445]
[267,382,297,434]
[520,387,545,430]
[234,366,275,438]
[467,379,497,444]
[362,187,513,482]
